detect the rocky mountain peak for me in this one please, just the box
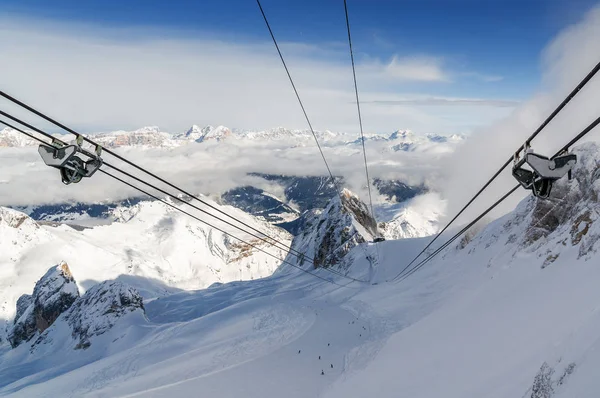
[8,261,80,348]
[0,206,38,229]
[339,188,378,237]
[285,189,377,271]
[197,125,232,142]
[60,281,145,350]
[389,130,413,140]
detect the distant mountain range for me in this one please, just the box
[0,125,466,152]
[1,123,451,239]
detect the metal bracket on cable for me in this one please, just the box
[512,142,577,199]
[38,133,103,185]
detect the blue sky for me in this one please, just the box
[4,0,597,97]
[0,0,598,133]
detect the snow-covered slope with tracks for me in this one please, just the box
[0,198,291,344]
[3,142,600,397]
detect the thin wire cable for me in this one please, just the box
[0,117,369,284]
[343,0,376,224]
[394,113,600,283]
[393,185,519,283]
[484,196,566,269]
[0,92,312,261]
[0,110,288,253]
[100,169,357,288]
[399,59,600,274]
[522,198,564,239]
[255,0,340,193]
[0,109,314,264]
[0,91,359,279]
[0,119,360,288]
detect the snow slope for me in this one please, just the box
[379,192,445,239]
[3,144,600,397]
[0,198,291,342]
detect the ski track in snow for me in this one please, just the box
[6,144,600,396]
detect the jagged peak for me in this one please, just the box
[186,124,202,134]
[62,280,145,350]
[33,261,78,305]
[129,126,162,135]
[389,129,414,140]
[0,207,38,229]
[285,187,377,271]
[194,125,232,142]
[340,188,358,200]
[8,261,79,348]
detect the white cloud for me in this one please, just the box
[0,14,547,211]
[438,5,600,225]
[384,56,450,82]
[0,16,509,135]
[461,72,504,83]
[363,97,518,107]
[0,134,454,207]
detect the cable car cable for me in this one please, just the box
[393,113,600,283]
[397,59,600,276]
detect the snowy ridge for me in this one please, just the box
[329,142,600,398]
[0,207,53,264]
[8,262,79,348]
[5,145,600,396]
[1,125,465,152]
[0,198,292,343]
[92,126,179,148]
[42,280,145,351]
[284,189,377,273]
[379,192,445,240]
[0,128,38,147]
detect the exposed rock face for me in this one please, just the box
[14,294,33,321]
[8,262,79,348]
[285,189,377,270]
[36,281,145,350]
[462,143,600,267]
[8,303,36,349]
[0,207,33,229]
[196,125,232,142]
[519,144,599,251]
[32,262,79,332]
[93,126,176,148]
[372,178,425,203]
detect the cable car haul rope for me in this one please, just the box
[1,3,599,288]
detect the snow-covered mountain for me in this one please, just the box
[379,192,445,240]
[8,261,80,348]
[0,198,292,343]
[7,174,427,233]
[0,128,65,148]
[221,185,299,224]
[0,128,36,147]
[0,125,465,152]
[92,126,179,148]
[12,198,144,225]
[387,130,465,153]
[284,189,378,272]
[3,143,600,397]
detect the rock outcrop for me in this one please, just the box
[461,143,600,268]
[64,281,144,350]
[8,262,79,348]
[285,189,377,270]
